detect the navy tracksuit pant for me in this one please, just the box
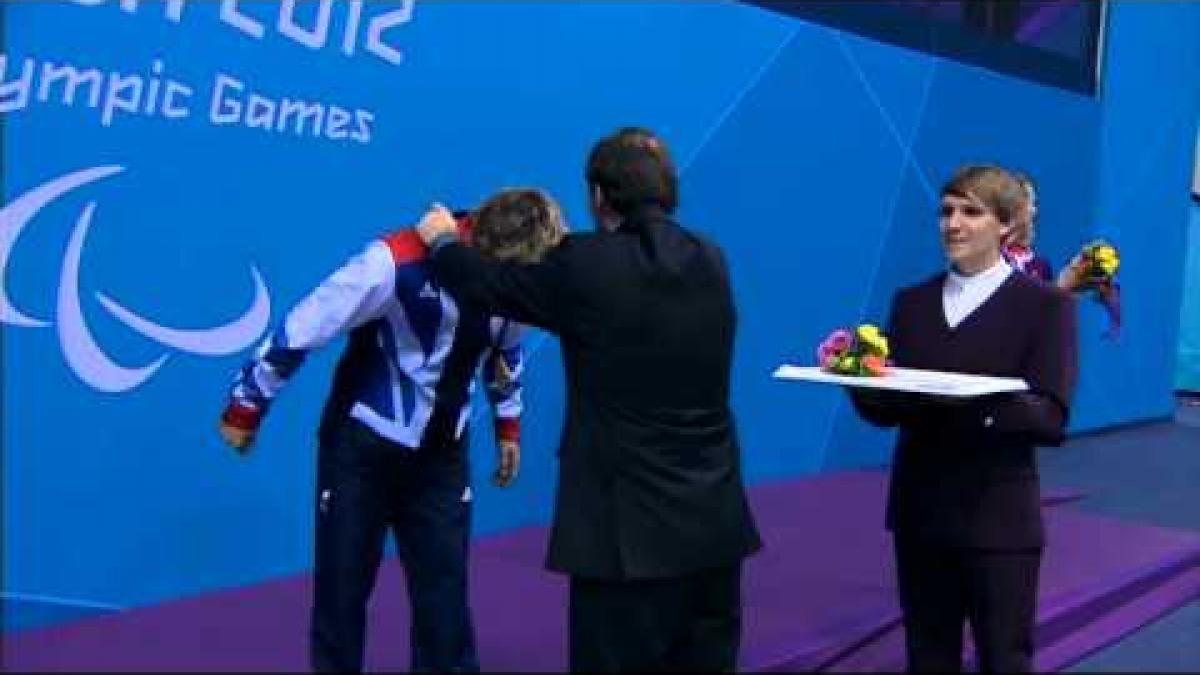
[310,419,478,673]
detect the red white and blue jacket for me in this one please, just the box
[224,226,523,450]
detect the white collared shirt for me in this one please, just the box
[942,258,1013,329]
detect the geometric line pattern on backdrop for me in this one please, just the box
[818,29,941,470]
[469,24,804,431]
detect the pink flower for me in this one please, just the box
[817,329,854,368]
[827,329,852,353]
[814,326,892,375]
[816,340,831,365]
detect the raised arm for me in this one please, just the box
[418,205,568,334]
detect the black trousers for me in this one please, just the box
[310,419,478,673]
[894,536,1042,673]
[568,563,743,673]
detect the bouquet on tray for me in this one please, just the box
[816,324,891,377]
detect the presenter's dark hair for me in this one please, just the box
[585,127,678,215]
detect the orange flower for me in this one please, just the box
[861,355,888,376]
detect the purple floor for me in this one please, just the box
[5,471,1198,672]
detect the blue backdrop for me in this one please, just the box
[1178,201,1200,392]
[4,0,1199,627]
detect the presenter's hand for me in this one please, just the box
[493,439,520,488]
[417,204,459,246]
[1056,254,1087,292]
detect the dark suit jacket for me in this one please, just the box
[853,271,1078,550]
[430,206,762,579]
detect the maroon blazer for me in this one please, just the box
[852,271,1078,550]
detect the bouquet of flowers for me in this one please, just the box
[816,324,891,376]
[1080,240,1120,286]
[1060,239,1122,339]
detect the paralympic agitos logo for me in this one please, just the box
[0,166,271,392]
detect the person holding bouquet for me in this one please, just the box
[1057,238,1122,338]
[849,164,1078,673]
[1003,171,1122,337]
[1002,172,1055,284]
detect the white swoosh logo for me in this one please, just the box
[0,165,124,327]
[95,266,271,356]
[2,165,272,392]
[58,202,169,393]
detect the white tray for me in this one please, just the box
[773,365,1028,398]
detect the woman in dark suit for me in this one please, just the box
[851,164,1078,672]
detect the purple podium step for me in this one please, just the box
[7,471,1192,674]
[820,508,1200,672]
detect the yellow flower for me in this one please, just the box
[1092,251,1118,275]
[856,324,889,358]
[868,336,890,357]
[1082,241,1120,280]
